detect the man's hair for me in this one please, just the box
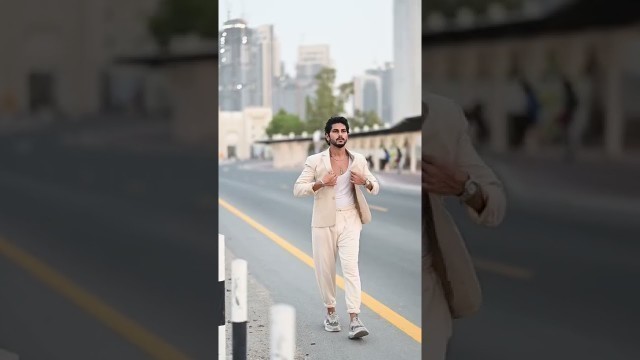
[324,116,350,145]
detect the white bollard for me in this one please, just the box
[218,234,226,360]
[270,304,296,360]
[232,259,248,360]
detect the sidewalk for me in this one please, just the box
[228,152,640,219]
[223,248,307,360]
[481,149,640,220]
[232,160,422,192]
[373,171,420,192]
[370,150,640,220]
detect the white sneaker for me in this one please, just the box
[324,312,341,332]
[348,317,369,339]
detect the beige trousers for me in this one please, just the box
[311,205,363,314]
[423,254,453,360]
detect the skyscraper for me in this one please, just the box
[295,44,332,120]
[272,73,297,115]
[354,74,383,118]
[393,0,421,123]
[366,62,394,124]
[255,24,278,108]
[219,18,257,111]
[219,20,283,111]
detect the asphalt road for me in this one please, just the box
[1,121,638,360]
[446,180,640,359]
[219,161,422,360]
[0,128,219,359]
[220,158,640,360]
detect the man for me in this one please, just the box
[422,93,506,359]
[294,116,379,339]
[557,77,579,162]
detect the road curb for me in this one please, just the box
[224,248,307,360]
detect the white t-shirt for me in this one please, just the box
[335,157,355,209]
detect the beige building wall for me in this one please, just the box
[167,60,218,146]
[423,27,640,157]
[219,107,272,160]
[0,0,162,118]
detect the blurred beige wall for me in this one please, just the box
[0,0,162,118]
[219,107,272,160]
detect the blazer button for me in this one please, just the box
[332,196,335,199]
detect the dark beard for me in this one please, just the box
[330,138,346,148]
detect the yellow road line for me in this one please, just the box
[473,257,534,280]
[369,204,388,212]
[219,198,421,343]
[0,237,191,360]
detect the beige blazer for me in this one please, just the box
[423,93,507,318]
[293,148,380,227]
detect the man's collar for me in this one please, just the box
[323,147,353,159]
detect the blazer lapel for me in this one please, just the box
[321,148,331,173]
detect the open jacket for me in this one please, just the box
[424,93,507,318]
[294,148,379,228]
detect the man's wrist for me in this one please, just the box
[459,177,479,202]
[455,173,470,196]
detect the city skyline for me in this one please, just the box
[218,0,393,85]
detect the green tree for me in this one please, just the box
[304,68,345,132]
[265,109,305,136]
[148,0,218,52]
[362,110,383,127]
[338,81,354,105]
[351,109,383,128]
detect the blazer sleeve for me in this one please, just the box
[293,156,320,197]
[454,108,506,227]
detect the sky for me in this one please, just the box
[218,0,393,85]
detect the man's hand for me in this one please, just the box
[350,171,366,186]
[322,171,338,186]
[422,155,468,196]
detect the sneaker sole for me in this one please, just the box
[324,324,341,332]
[348,329,369,339]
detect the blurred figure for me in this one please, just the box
[379,145,390,170]
[293,116,380,340]
[403,140,411,171]
[557,77,579,161]
[366,154,374,169]
[422,94,506,360]
[521,79,541,149]
[465,102,489,147]
[508,79,540,149]
[395,144,403,174]
[1,91,18,118]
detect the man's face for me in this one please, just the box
[327,123,348,148]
